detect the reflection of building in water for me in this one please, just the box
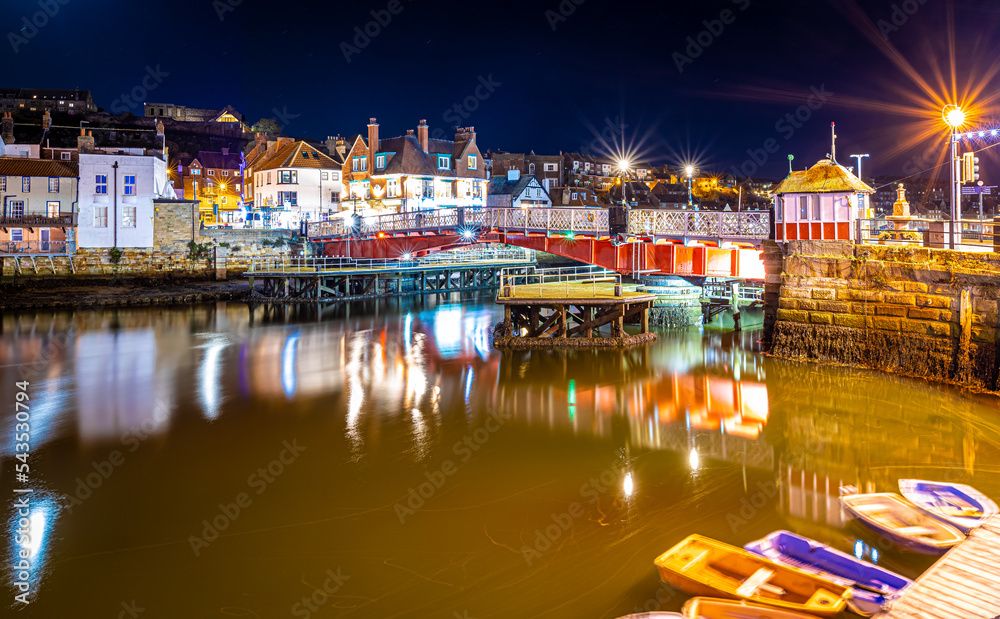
[494,331,773,468]
[779,466,849,529]
[76,330,175,442]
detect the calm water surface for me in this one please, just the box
[1,293,999,618]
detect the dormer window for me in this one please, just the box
[437,155,450,170]
[376,154,386,169]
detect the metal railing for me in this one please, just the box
[305,206,772,241]
[0,241,69,255]
[855,217,999,251]
[0,214,76,227]
[245,247,534,274]
[702,279,764,302]
[498,264,622,298]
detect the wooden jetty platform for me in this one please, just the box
[243,251,533,301]
[876,514,1000,619]
[493,267,657,349]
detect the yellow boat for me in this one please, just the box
[682,596,821,618]
[654,535,851,618]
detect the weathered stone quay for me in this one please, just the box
[762,239,999,393]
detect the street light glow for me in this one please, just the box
[618,159,630,172]
[943,105,966,129]
[685,165,694,176]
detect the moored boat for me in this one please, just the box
[840,492,965,555]
[614,614,684,619]
[653,534,851,617]
[744,530,912,616]
[899,479,999,534]
[681,596,821,618]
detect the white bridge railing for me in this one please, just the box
[307,207,770,240]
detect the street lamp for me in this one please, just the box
[685,165,695,208]
[618,159,631,207]
[943,104,967,249]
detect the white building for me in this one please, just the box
[77,152,175,248]
[252,141,342,226]
[486,170,551,209]
[772,158,873,242]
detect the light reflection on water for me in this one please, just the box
[1,296,999,616]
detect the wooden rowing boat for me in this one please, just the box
[681,596,820,618]
[653,534,851,617]
[899,479,999,534]
[744,530,912,616]
[840,492,965,555]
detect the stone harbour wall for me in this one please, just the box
[763,240,1000,393]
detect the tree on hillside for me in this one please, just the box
[250,118,280,136]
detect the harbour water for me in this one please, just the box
[2,293,999,617]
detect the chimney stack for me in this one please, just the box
[78,128,95,153]
[1,112,14,144]
[367,117,379,172]
[156,119,165,136]
[406,129,414,136]
[42,110,52,131]
[417,119,428,153]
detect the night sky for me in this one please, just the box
[5,0,1000,178]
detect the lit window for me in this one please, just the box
[47,201,59,217]
[387,178,399,197]
[122,206,137,228]
[11,228,23,242]
[22,176,30,192]
[360,157,368,172]
[798,196,808,220]
[467,155,477,170]
[267,172,272,184]
[8,200,24,217]
[352,157,359,172]
[812,195,821,220]
[221,196,227,205]
[330,171,340,182]
[376,154,385,169]
[279,170,297,184]
[96,175,107,194]
[321,172,329,180]
[124,175,136,196]
[0,177,5,191]
[438,155,450,169]
[545,163,556,172]
[94,206,108,227]
[192,169,200,175]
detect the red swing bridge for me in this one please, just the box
[306,207,769,280]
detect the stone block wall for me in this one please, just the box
[764,240,1000,393]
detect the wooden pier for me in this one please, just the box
[243,253,533,302]
[493,268,657,349]
[876,514,1000,619]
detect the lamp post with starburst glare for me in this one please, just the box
[943,104,966,249]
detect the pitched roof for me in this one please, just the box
[0,157,78,177]
[772,159,874,195]
[255,141,340,171]
[488,174,544,197]
[380,136,444,176]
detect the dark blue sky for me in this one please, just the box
[5,0,1000,178]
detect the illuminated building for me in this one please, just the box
[772,158,873,241]
[251,141,343,226]
[339,118,488,215]
[486,170,551,208]
[176,149,244,225]
[0,157,78,253]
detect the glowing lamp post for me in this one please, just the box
[944,105,966,249]
[685,166,695,208]
[618,160,631,207]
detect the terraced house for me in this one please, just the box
[0,158,78,254]
[341,118,487,215]
[251,140,342,227]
